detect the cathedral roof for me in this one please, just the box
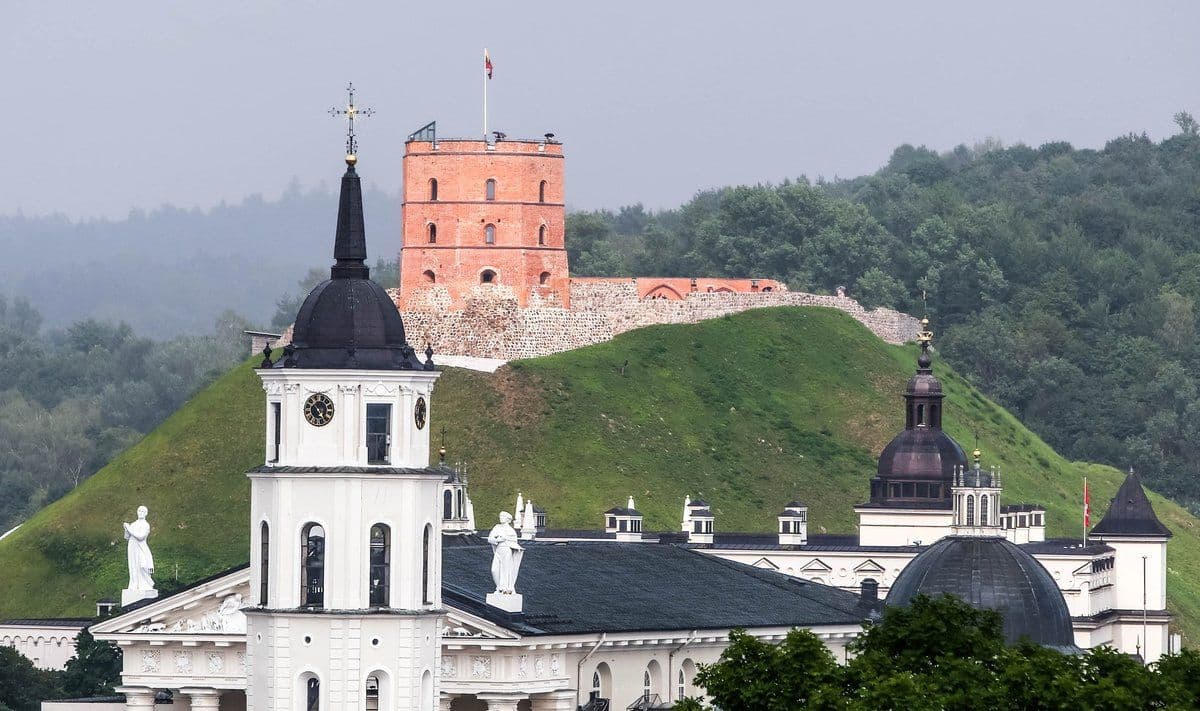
[1090,471,1171,538]
[442,542,878,635]
[886,536,1075,649]
[280,159,428,371]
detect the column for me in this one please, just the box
[438,694,455,711]
[115,687,156,711]
[180,687,222,711]
[476,694,526,711]
[530,690,576,711]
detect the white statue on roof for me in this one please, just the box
[488,511,524,595]
[121,505,158,606]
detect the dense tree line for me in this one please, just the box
[0,296,247,532]
[0,630,121,711]
[566,113,1200,513]
[673,595,1200,710]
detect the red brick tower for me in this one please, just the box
[398,137,570,309]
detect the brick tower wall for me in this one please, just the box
[399,139,570,310]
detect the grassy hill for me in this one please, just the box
[2,307,1199,642]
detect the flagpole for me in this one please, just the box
[483,48,489,139]
[1083,476,1088,547]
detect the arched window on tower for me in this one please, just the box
[966,496,976,527]
[369,524,390,607]
[485,224,496,244]
[980,495,989,526]
[443,490,453,520]
[916,404,926,426]
[456,490,464,518]
[539,180,547,203]
[485,179,496,201]
[422,270,436,284]
[678,669,686,700]
[259,521,269,605]
[643,671,652,701]
[539,271,550,285]
[538,224,546,245]
[305,676,320,711]
[429,178,438,201]
[422,524,433,604]
[481,269,496,284]
[300,523,325,608]
[427,223,436,243]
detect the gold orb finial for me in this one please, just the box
[345,153,357,166]
[973,448,982,462]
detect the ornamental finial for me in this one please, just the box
[329,82,374,164]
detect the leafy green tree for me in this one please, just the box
[0,647,61,711]
[690,628,843,711]
[59,630,122,699]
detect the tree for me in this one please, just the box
[690,629,843,711]
[1174,111,1199,138]
[59,630,122,699]
[0,647,60,711]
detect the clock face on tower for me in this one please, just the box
[414,397,427,430]
[303,393,335,427]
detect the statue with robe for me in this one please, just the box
[487,511,523,594]
[123,506,155,592]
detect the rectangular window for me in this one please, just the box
[366,404,391,465]
[618,519,627,532]
[270,402,282,462]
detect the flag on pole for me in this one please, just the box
[485,48,493,79]
[1084,477,1091,528]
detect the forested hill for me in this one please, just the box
[565,114,1200,515]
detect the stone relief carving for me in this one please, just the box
[174,651,193,674]
[207,651,224,674]
[283,383,301,394]
[141,649,160,673]
[550,654,561,675]
[262,382,284,396]
[518,654,529,679]
[133,593,246,634]
[534,655,545,678]
[440,655,456,678]
[471,656,492,679]
[237,651,247,674]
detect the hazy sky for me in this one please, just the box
[3,1,1197,219]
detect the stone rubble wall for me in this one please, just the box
[390,282,919,361]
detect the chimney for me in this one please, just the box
[777,501,808,546]
[687,505,714,545]
[606,497,644,542]
[520,500,537,540]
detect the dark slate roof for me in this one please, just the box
[249,465,444,476]
[604,507,642,516]
[1018,538,1114,556]
[1,618,92,627]
[1090,471,1172,538]
[690,508,714,517]
[277,161,428,371]
[442,541,878,635]
[1001,503,1045,513]
[705,532,926,554]
[886,536,1075,649]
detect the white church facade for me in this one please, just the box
[49,142,1172,711]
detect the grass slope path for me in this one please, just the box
[2,307,1199,643]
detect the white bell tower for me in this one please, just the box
[245,148,444,711]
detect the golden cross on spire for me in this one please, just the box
[329,82,374,163]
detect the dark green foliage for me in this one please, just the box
[59,630,122,698]
[567,122,1200,515]
[676,594,1199,710]
[0,295,246,532]
[0,647,60,711]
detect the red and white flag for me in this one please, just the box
[1084,477,1091,528]
[484,48,493,79]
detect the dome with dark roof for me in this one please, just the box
[886,536,1075,649]
[866,332,966,508]
[279,159,428,371]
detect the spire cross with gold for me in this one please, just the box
[329,82,374,162]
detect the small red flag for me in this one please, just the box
[485,49,493,79]
[1084,478,1091,528]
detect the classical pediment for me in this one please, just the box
[751,557,779,570]
[92,567,251,637]
[801,558,833,573]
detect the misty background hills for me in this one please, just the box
[0,183,401,336]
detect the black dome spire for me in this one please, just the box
[1090,469,1171,538]
[280,158,429,371]
[865,320,966,508]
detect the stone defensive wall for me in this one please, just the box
[392,280,920,361]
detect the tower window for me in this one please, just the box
[485,224,496,244]
[456,490,464,518]
[678,670,686,700]
[538,224,546,245]
[916,404,926,426]
[481,269,496,284]
[539,271,551,285]
[443,490,453,520]
[270,402,281,463]
[422,270,436,284]
[260,521,270,605]
[428,223,436,243]
[422,524,433,605]
[966,496,976,527]
[301,523,325,608]
[429,178,438,201]
[643,670,652,701]
[369,524,390,607]
[539,180,547,203]
[366,404,391,465]
[980,495,989,526]
[485,178,496,201]
[306,676,320,711]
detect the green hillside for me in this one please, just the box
[2,307,1198,643]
